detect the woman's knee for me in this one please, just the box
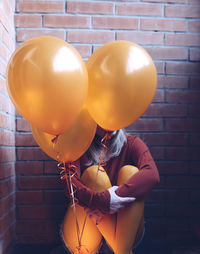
[81,165,112,192]
[117,165,139,185]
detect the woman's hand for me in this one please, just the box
[108,186,136,214]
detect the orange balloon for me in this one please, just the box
[86,40,157,131]
[7,36,88,135]
[31,108,96,163]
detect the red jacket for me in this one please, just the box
[63,134,160,213]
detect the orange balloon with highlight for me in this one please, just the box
[86,40,157,131]
[31,108,96,163]
[7,36,88,135]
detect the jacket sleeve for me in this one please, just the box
[62,159,110,213]
[115,136,160,200]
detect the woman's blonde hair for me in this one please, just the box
[86,129,127,166]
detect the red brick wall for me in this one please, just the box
[15,0,200,246]
[0,0,16,253]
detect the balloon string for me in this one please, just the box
[79,131,112,245]
[56,132,112,253]
[57,162,82,250]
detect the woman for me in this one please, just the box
[61,126,160,254]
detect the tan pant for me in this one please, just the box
[62,165,144,254]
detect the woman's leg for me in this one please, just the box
[62,165,116,253]
[62,205,102,254]
[81,165,116,253]
[115,165,145,254]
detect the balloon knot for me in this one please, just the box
[51,135,59,144]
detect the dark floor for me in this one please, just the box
[11,243,200,254]
[11,238,200,254]
[11,244,171,254]
[10,229,200,254]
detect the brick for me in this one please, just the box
[17,176,61,190]
[16,133,37,147]
[141,133,188,146]
[16,161,43,175]
[166,119,200,132]
[0,194,15,217]
[0,76,7,94]
[43,15,90,29]
[145,47,187,60]
[17,233,60,244]
[189,20,200,32]
[0,209,15,235]
[5,29,15,51]
[68,31,114,44]
[165,190,189,203]
[166,90,200,103]
[156,161,188,175]
[190,48,200,61]
[153,89,164,102]
[67,1,114,14]
[143,104,187,117]
[44,161,58,174]
[17,147,51,161]
[155,62,164,74]
[93,17,138,30]
[188,0,200,3]
[17,29,65,42]
[17,1,64,13]
[0,96,15,115]
[16,118,30,132]
[0,177,15,198]
[116,3,162,16]
[153,218,189,233]
[190,77,200,89]
[2,0,13,18]
[0,60,7,76]
[166,205,200,217]
[0,41,9,62]
[0,131,15,146]
[44,191,66,204]
[16,220,59,234]
[157,76,188,89]
[15,14,42,28]
[166,147,200,161]
[0,163,15,179]
[150,147,165,160]
[117,31,163,45]
[17,205,64,219]
[146,190,165,203]
[165,5,200,18]
[167,175,200,188]
[0,8,12,35]
[126,119,163,132]
[142,0,185,2]
[190,161,200,175]
[3,229,16,254]
[2,29,15,52]
[190,133,200,146]
[0,148,15,162]
[165,34,200,47]
[166,62,200,75]
[145,204,165,217]
[16,191,43,204]
[189,105,200,117]
[141,19,186,32]
[73,44,91,58]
